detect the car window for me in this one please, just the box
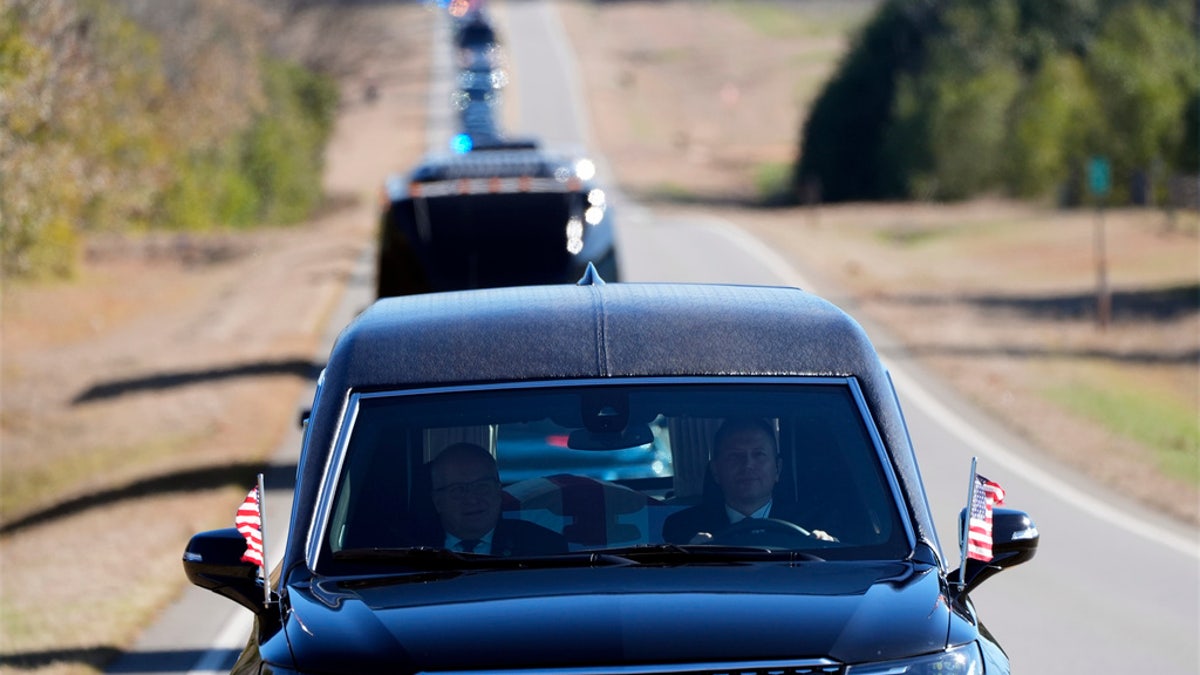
[321,380,911,569]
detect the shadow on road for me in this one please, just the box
[0,645,240,674]
[1,646,123,672]
[0,462,297,536]
[896,342,1200,366]
[872,283,1199,366]
[881,282,1200,323]
[72,358,323,405]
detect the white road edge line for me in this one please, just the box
[701,218,1200,560]
[188,609,254,675]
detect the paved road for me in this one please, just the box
[111,1,1200,673]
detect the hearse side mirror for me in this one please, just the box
[949,507,1039,596]
[182,527,267,614]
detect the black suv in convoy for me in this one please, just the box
[374,6,620,299]
[374,143,620,298]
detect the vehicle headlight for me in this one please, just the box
[574,158,596,181]
[847,642,984,675]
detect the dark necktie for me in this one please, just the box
[459,538,481,553]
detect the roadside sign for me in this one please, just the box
[1088,156,1111,328]
[1089,156,1111,197]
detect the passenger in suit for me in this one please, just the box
[427,442,568,556]
[662,417,836,544]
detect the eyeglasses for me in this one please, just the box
[434,477,500,499]
[716,449,777,466]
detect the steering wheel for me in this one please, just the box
[709,517,818,549]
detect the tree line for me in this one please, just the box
[0,0,348,279]
[793,0,1199,205]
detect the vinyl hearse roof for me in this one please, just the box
[327,276,885,390]
[298,275,939,561]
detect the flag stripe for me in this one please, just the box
[965,474,1005,562]
[236,486,264,567]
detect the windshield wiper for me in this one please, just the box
[595,543,824,563]
[333,546,476,567]
[332,547,640,569]
[331,544,824,571]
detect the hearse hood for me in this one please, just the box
[282,561,961,672]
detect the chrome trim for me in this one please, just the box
[883,368,945,566]
[293,370,325,563]
[415,658,844,675]
[1012,526,1039,541]
[346,375,859,399]
[307,387,359,568]
[846,378,919,554]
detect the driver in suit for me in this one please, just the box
[662,417,836,544]
[426,442,568,556]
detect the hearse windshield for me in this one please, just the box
[320,380,912,568]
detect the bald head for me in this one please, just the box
[430,442,502,539]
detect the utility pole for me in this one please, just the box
[1088,156,1112,330]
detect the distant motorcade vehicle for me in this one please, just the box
[450,22,506,150]
[457,100,502,143]
[383,1,607,298]
[451,77,501,118]
[184,275,1037,674]
[374,142,620,298]
[457,48,508,91]
[452,9,496,52]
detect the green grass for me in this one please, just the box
[753,161,795,205]
[1043,374,1200,486]
[643,181,701,203]
[872,214,1046,248]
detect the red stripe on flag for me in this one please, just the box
[235,486,264,567]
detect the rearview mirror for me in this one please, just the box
[567,423,654,450]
